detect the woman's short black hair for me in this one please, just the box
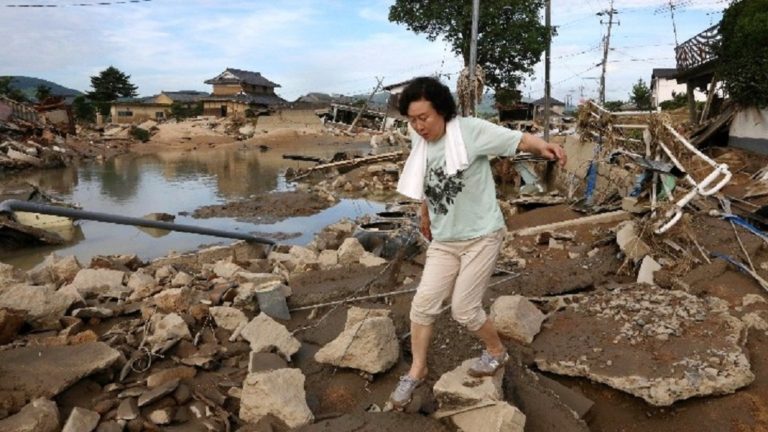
[398,76,457,121]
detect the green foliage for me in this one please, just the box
[629,79,652,110]
[717,0,768,108]
[129,126,150,142]
[169,101,203,120]
[604,100,624,112]
[87,66,139,116]
[494,87,522,108]
[659,91,688,110]
[73,96,96,123]
[35,85,52,102]
[389,0,548,91]
[0,76,29,102]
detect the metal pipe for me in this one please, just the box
[0,199,276,246]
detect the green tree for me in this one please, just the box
[87,66,139,116]
[0,76,28,102]
[659,91,687,110]
[35,85,52,102]
[629,79,652,110]
[389,0,548,94]
[604,100,624,112]
[717,0,768,108]
[169,101,203,120]
[72,95,96,123]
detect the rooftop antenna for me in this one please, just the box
[654,0,693,46]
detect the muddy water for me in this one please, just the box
[0,142,385,269]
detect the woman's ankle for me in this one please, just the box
[408,365,428,380]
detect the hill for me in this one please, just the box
[3,76,83,100]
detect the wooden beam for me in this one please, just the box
[511,210,630,237]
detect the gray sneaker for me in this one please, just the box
[389,375,423,408]
[468,350,509,377]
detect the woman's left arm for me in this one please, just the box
[517,133,567,167]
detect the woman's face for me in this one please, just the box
[407,99,446,142]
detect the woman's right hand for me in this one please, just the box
[420,201,432,241]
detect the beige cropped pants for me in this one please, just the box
[410,228,505,332]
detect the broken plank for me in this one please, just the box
[512,210,629,237]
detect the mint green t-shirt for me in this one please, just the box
[423,117,522,242]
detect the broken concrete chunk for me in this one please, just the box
[318,250,339,268]
[27,254,82,286]
[146,366,196,388]
[616,221,651,262]
[127,269,158,300]
[533,284,755,406]
[209,306,248,332]
[0,398,59,432]
[152,287,192,313]
[240,369,314,428]
[0,307,26,344]
[359,252,387,267]
[171,271,194,287]
[0,343,121,414]
[213,260,244,278]
[240,313,301,360]
[433,358,504,411]
[145,313,191,352]
[62,407,100,432]
[288,245,319,263]
[345,306,392,330]
[116,397,139,420]
[65,268,126,298]
[0,283,74,330]
[742,294,766,308]
[742,312,768,332]
[637,256,662,285]
[314,316,399,374]
[337,237,365,265]
[490,296,546,345]
[451,402,526,432]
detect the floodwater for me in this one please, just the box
[0,141,385,269]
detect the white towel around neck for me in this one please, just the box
[396,118,469,200]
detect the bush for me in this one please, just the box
[129,126,150,142]
[717,0,768,108]
[659,91,688,111]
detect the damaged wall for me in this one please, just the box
[729,107,768,154]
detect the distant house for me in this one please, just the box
[202,68,286,117]
[531,96,565,120]
[651,68,706,108]
[109,90,210,124]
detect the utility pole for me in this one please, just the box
[468,0,480,117]
[598,0,617,105]
[544,0,551,141]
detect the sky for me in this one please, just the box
[0,0,730,104]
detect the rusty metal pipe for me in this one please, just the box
[0,199,275,246]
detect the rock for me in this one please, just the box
[616,221,651,262]
[0,262,24,283]
[337,237,365,265]
[72,307,114,319]
[65,268,125,298]
[0,398,59,432]
[154,265,176,282]
[148,407,174,425]
[127,270,158,300]
[213,261,244,278]
[240,369,314,428]
[146,366,196,388]
[433,358,504,411]
[742,312,768,331]
[490,296,546,344]
[451,402,526,432]
[0,283,74,330]
[548,238,564,250]
[742,294,766,307]
[0,308,26,344]
[318,250,339,268]
[138,379,180,407]
[28,254,82,285]
[137,119,158,131]
[209,306,248,332]
[116,398,139,420]
[0,342,121,413]
[234,271,282,286]
[249,352,288,374]
[288,245,318,263]
[359,252,387,267]
[171,271,194,287]
[345,306,391,330]
[533,284,755,406]
[637,256,662,285]
[62,407,100,432]
[145,313,191,352]
[240,314,301,360]
[95,421,123,432]
[314,316,399,374]
[153,287,192,313]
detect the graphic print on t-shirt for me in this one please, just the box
[425,167,465,215]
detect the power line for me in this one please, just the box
[5,0,150,7]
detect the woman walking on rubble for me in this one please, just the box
[390,76,566,408]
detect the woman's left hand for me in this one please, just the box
[519,133,567,167]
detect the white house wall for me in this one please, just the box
[729,107,768,153]
[652,78,706,107]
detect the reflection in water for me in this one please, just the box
[0,142,382,269]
